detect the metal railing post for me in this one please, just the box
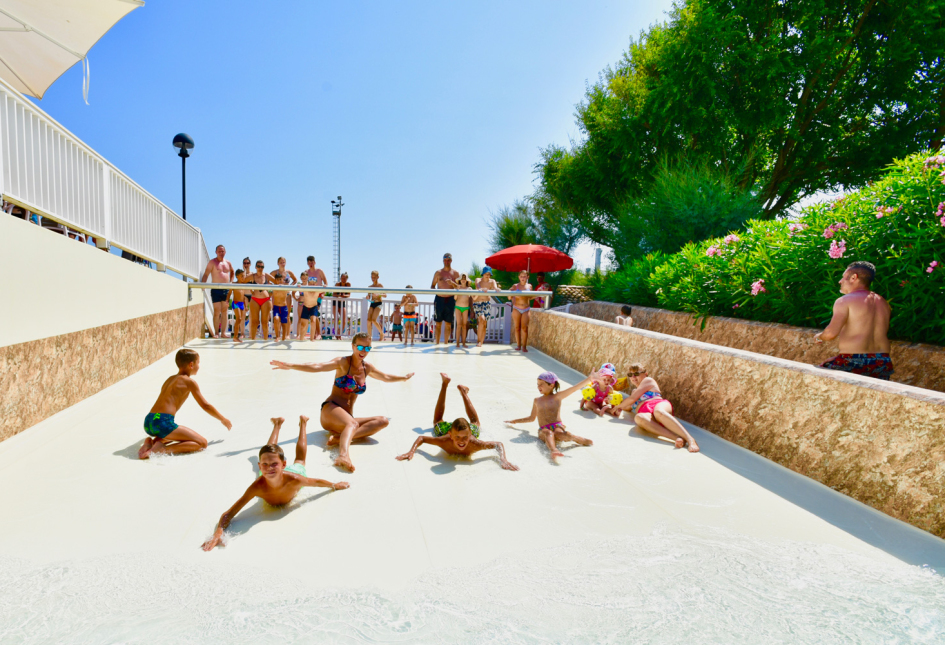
[99,166,111,248]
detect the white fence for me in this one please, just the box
[0,77,209,281]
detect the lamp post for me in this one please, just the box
[172,133,195,221]
[331,196,344,283]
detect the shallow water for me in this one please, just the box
[2,527,943,645]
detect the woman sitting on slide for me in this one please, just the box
[608,363,699,452]
[270,332,414,472]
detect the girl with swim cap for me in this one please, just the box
[580,363,617,416]
[506,369,598,462]
[270,332,414,472]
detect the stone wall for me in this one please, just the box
[528,310,945,538]
[568,301,945,394]
[0,303,204,443]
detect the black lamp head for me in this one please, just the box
[173,133,194,157]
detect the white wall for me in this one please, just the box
[0,215,197,348]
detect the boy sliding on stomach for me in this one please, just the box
[396,373,518,470]
[201,416,349,551]
[506,371,595,462]
[139,349,232,459]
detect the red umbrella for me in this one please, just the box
[485,244,574,273]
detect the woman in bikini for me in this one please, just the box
[270,332,413,472]
[367,270,386,341]
[452,274,473,348]
[473,268,498,347]
[333,272,351,339]
[509,270,532,352]
[608,363,699,452]
[249,259,274,340]
[506,370,597,462]
[268,256,297,286]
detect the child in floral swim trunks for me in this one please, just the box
[396,373,518,470]
[201,416,350,551]
[506,370,597,462]
[138,349,232,459]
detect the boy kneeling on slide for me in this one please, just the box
[202,415,349,551]
[396,373,518,471]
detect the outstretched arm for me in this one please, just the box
[815,298,848,343]
[396,436,429,461]
[301,477,349,490]
[366,364,414,382]
[481,440,518,471]
[555,371,598,401]
[201,487,256,551]
[188,379,232,430]
[270,357,343,373]
[506,400,538,425]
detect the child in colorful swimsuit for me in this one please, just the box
[271,272,292,341]
[609,363,699,452]
[579,363,617,416]
[390,304,404,342]
[506,370,596,462]
[396,373,518,470]
[201,415,349,551]
[138,349,232,459]
[232,269,246,342]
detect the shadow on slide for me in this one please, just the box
[687,421,945,571]
[114,438,223,460]
[409,448,501,474]
[226,489,334,540]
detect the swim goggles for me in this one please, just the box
[355,345,373,352]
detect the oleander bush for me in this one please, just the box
[595,151,945,346]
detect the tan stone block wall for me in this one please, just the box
[568,301,945,393]
[529,310,945,538]
[0,303,204,443]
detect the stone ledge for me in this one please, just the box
[528,309,945,538]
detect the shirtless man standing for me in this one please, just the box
[431,253,460,344]
[815,261,894,380]
[472,267,498,347]
[201,244,234,339]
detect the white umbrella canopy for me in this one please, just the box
[0,0,143,100]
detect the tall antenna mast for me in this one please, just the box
[331,196,343,283]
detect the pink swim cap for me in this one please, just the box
[537,371,559,384]
[599,363,616,377]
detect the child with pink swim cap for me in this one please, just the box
[506,369,598,462]
[579,363,617,416]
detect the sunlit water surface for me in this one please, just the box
[1,527,943,645]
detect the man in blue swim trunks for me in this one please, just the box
[815,261,894,381]
[139,349,232,459]
[201,244,234,339]
[201,415,349,551]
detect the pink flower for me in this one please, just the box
[733,304,740,309]
[706,245,721,257]
[788,222,807,235]
[823,222,848,238]
[828,239,847,259]
[876,206,897,219]
[929,261,940,274]
[750,279,766,296]
[941,215,945,227]
[723,234,740,245]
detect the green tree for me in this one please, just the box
[540,0,945,254]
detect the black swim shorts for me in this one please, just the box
[210,288,228,303]
[433,295,455,324]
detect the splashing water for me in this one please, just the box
[1,527,943,644]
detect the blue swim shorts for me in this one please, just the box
[233,301,244,311]
[301,305,320,319]
[144,413,178,439]
[273,305,289,323]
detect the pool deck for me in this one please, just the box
[1,339,943,589]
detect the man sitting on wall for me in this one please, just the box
[814,261,893,380]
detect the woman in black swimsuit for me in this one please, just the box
[367,270,386,341]
[270,332,413,472]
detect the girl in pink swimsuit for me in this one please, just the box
[579,362,617,416]
[609,363,699,452]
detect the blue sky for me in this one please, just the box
[34,0,673,285]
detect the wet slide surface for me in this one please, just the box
[1,340,944,644]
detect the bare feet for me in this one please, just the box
[326,434,340,447]
[299,415,309,424]
[674,438,685,449]
[522,347,529,353]
[687,439,700,453]
[457,384,469,395]
[138,437,154,459]
[334,454,355,472]
[573,436,594,446]
[271,416,285,425]
[440,372,451,385]
[551,450,564,460]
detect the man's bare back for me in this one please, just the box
[832,291,891,354]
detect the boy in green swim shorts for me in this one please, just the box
[138,349,232,459]
[395,373,518,470]
[202,416,350,551]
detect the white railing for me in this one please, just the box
[0,76,208,281]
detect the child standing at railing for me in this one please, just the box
[401,288,418,346]
[231,269,246,342]
[391,304,404,342]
